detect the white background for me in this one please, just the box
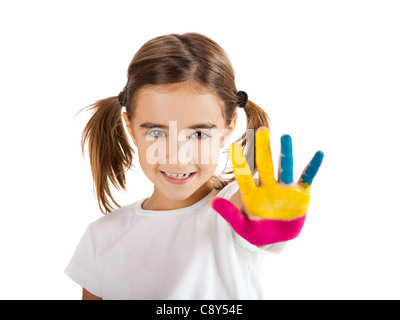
[1,0,399,299]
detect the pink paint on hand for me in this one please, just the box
[211,197,306,246]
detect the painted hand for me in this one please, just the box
[211,128,324,245]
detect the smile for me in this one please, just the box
[161,171,196,184]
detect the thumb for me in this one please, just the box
[211,197,239,220]
[210,197,246,232]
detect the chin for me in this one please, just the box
[160,187,196,201]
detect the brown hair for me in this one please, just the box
[76,32,270,214]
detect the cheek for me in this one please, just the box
[185,137,220,166]
[135,136,221,168]
[198,138,220,165]
[194,145,219,177]
[136,139,162,172]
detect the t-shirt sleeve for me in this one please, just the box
[64,224,102,297]
[215,180,286,255]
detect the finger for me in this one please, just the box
[255,128,275,184]
[229,142,257,195]
[211,197,247,234]
[211,197,307,246]
[279,134,293,184]
[300,150,324,187]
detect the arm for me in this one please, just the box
[212,128,323,246]
[82,288,102,300]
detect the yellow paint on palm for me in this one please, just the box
[229,130,311,220]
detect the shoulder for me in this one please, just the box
[214,180,240,201]
[85,200,140,242]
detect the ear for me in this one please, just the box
[220,113,238,148]
[122,112,138,147]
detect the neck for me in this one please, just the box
[142,181,214,211]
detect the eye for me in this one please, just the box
[190,131,210,140]
[147,129,166,138]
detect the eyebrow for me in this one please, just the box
[139,122,217,130]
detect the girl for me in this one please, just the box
[65,32,323,300]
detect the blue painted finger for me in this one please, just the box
[280,135,293,184]
[301,151,324,186]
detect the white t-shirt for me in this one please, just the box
[65,180,285,299]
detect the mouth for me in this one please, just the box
[160,171,196,184]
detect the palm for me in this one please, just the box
[242,182,310,220]
[230,128,323,220]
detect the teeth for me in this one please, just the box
[164,172,191,179]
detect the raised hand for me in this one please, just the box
[229,128,323,220]
[211,127,324,245]
[212,197,307,246]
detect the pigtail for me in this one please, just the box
[78,96,134,214]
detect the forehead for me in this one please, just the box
[133,83,225,127]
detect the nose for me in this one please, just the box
[166,137,196,166]
[145,131,197,166]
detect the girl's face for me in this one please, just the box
[123,82,236,210]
